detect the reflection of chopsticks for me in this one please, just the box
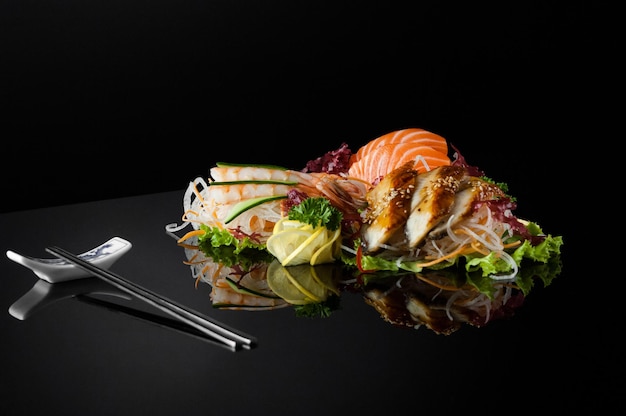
[46,246,257,351]
[75,295,237,350]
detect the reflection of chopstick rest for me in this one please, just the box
[6,237,132,283]
[8,278,131,321]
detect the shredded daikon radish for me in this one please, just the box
[414,155,430,172]
[488,251,519,280]
[457,224,502,252]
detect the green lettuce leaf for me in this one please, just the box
[197,225,274,270]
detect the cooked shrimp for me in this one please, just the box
[179,176,286,239]
[205,182,292,204]
[293,172,370,214]
[210,261,289,310]
[209,164,302,183]
[210,286,289,310]
[177,165,369,245]
[209,165,368,209]
[177,246,289,309]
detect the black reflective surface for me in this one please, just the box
[0,190,615,414]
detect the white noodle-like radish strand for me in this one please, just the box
[501,285,513,305]
[445,215,465,244]
[429,239,446,258]
[488,250,519,280]
[466,221,505,246]
[483,300,492,323]
[445,290,465,320]
[414,155,431,172]
[340,244,356,255]
[458,224,502,252]
[378,242,404,252]
[165,221,190,234]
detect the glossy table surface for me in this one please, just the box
[0,188,615,415]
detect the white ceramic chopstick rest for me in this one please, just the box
[6,237,132,283]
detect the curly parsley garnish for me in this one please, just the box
[288,197,342,230]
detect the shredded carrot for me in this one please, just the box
[215,278,230,289]
[183,258,207,266]
[420,234,523,269]
[418,245,468,268]
[182,209,200,222]
[503,240,522,249]
[183,251,207,266]
[195,263,213,288]
[177,229,205,243]
[177,242,199,250]
[471,241,490,255]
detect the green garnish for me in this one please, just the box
[224,195,288,224]
[293,295,341,318]
[197,225,274,270]
[288,197,342,231]
[216,162,288,170]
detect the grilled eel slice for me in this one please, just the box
[428,177,507,236]
[406,165,467,248]
[360,161,418,254]
[360,164,507,254]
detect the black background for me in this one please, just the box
[1,2,607,214]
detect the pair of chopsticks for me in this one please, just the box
[45,246,257,351]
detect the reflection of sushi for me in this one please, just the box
[348,128,451,184]
[361,272,525,335]
[196,258,290,311]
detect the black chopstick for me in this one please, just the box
[45,246,257,351]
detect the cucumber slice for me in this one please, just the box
[224,276,280,299]
[216,162,288,170]
[224,195,288,224]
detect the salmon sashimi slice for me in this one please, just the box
[349,128,449,166]
[348,142,450,185]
